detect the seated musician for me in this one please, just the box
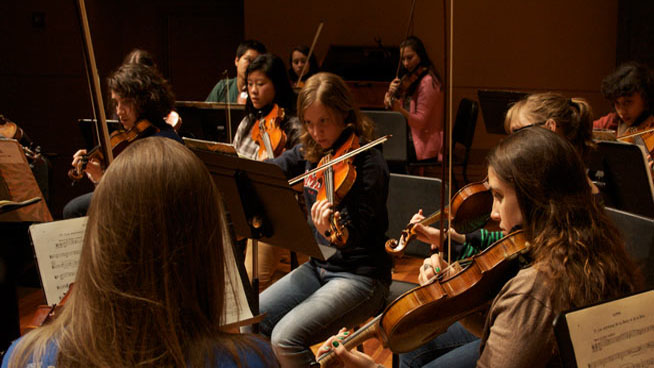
[63,63,182,218]
[288,45,320,87]
[2,138,277,367]
[593,62,654,136]
[384,36,444,173]
[122,48,182,132]
[205,40,267,104]
[318,127,641,368]
[230,53,304,290]
[257,72,392,367]
[410,92,600,261]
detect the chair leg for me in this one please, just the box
[392,352,399,368]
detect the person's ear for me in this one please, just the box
[234,56,239,67]
[544,118,557,132]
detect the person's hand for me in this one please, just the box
[418,253,449,286]
[409,210,465,250]
[71,149,103,184]
[387,78,401,95]
[311,199,335,238]
[316,328,379,368]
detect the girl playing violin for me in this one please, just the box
[288,45,320,87]
[258,72,392,367]
[593,62,654,136]
[408,92,600,261]
[233,53,302,160]
[3,138,277,368]
[384,36,444,168]
[318,127,641,368]
[232,53,304,290]
[63,63,182,219]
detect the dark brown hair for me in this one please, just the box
[487,128,641,311]
[107,63,174,129]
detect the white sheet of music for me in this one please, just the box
[566,290,654,368]
[29,217,87,305]
[221,233,254,326]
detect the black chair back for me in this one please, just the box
[386,173,446,258]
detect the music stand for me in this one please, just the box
[175,101,246,143]
[189,147,327,329]
[587,141,654,218]
[477,90,528,134]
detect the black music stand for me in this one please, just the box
[587,141,654,218]
[189,147,328,330]
[477,90,528,134]
[175,101,246,143]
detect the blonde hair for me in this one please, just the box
[9,138,274,367]
[504,92,595,160]
[297,72,374,162]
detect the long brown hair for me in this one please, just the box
[487,128,641,311]
[504,92,595,160]
[9,138,275,367]
[297,72,374,162]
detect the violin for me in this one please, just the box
[317,230,528,367]
[386,179,493,256]
[25,284,74,331]
[386,66,429,109]
[250,104,287,160]
[616,116,654,161]
[314,132,360,247]
[68,119,158,181]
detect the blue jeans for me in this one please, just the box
[399,322,480,368]
[63,192,93,219]
[258,262,388,367]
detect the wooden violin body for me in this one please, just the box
[386,179,493,256]
[315,132,360,247]
[251,104,287,160]
[387,66,428,108]
[25,284,74,332]
[68,119,158,181]
[318,231,529,367]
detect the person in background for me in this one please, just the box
[206,40,267,104]
[384,36,444,175]
[123,48,182,132]
[593,62,654,136]
[288,45,320,88]
[3,138,278,368]
[232,53,304,291]
[63,63,182,219]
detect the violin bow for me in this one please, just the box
[439,0,454,263]
[395,0,417,79]
[223,69,233,143]
[296,21,324,87]
[288,135,391,186]
[75,0,112,164]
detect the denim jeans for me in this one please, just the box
[399,322,480,368]
[258,261,388,367]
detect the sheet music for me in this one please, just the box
[29,217,87,305]
[566,290,654,368]
[221,231,254,325]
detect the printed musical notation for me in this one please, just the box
[564,291,654,368]
[29,217,88,305]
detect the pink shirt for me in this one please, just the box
[407,73,444,160]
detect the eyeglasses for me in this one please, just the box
[511,121,546,134]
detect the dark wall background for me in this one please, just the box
[0,0,243,218]
[617,0,654,68]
